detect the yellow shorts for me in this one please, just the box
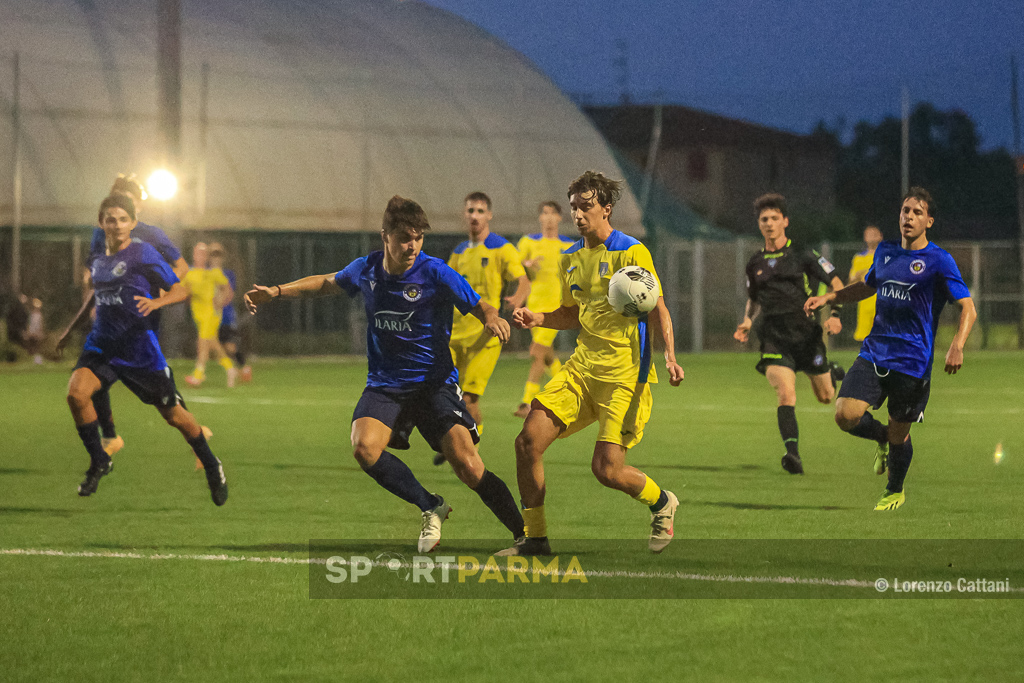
[191,306,222,340]
[450,332,502,396]
[530,327,558,348]
[534,360,653,450]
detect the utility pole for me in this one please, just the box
[1011,55,1024,349]
[11,52,22,295]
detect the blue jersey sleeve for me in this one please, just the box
[937,251,971,302]
[224,269,237,291]
[864,247,881,289]
[334,258,367,297]
[138,243,180,291]
[134,222,182,265]
[87,228,105,266]
[433,260,481,314]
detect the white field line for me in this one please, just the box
[7,547,1016,593]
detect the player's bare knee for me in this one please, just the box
[514,430,541,463]
[351,441,383,469]
[835,408,861,431]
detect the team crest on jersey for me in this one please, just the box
[481,257,489,267]
[599,262,609,277]
[402,284,423,302]
[112,261,127,277]
[768,259,777,268]
[910,259,926,274]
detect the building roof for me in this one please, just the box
[584,104,837,155]
[0,0,641,234]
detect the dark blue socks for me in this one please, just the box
[364,451,438,512]
[92,389,117,439]
[849,412,888,443]
[187,431,221,471]
[887,437,913,493]
[76,421,110,468]
[473,470,525,538]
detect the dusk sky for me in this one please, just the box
[422,0,1024,151]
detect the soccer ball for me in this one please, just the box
[607,266,659,317]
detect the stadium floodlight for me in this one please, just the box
[147,169,178,201]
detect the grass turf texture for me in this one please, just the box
[2,351,1022,681]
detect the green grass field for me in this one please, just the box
[2,351,1022,681]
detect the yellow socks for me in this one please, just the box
[192,367,206,381]
[633,475,662,506]
[218,356,235,371]
[521,381,541,405]
[522,506,547,538]
[546,358,562,377]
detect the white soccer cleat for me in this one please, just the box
[649,490,679,553]
[418,495,451,553]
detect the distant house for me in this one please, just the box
[584,105,838,234]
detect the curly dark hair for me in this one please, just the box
[903,186,935,218]
[567,171,623,208]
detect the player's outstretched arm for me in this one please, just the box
[172,257,189,279]
[136,282,190,316]
[804,281,875,315]
[56,291,96,357]
[733,299,759,343]
[944,297,977,374]
[244,273,340,314]
[513,304,581,331]
[471,300,511,343]
[649,297,684,386]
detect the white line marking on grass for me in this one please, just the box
[13,547,1014,593]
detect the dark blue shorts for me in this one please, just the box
[75,350,184,408]
[352,383,479,453]
[838,356,930,423]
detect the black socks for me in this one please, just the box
[849,412,888,443]
[777,406,799,456]
[472,470,525,538]
[364,451,438,512]
[76,421,110,468]
[887,437,914,493]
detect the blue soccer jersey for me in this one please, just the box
[88,221,181,270]
[334,251,481,391]
[860,241,971,378]
[84,240,180,371]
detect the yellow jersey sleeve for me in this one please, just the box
[850,252,873,282]
[500,243,526,281]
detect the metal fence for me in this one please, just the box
[3,229,1022,357]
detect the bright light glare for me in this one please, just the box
[147,169,178,201]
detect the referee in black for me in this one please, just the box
[734,193,846,474]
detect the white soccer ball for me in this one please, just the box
[607,265,659,316]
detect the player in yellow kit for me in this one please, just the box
[513,201,576,418]
[849,225,882,341]
[497,171,686,556]
[447,192,530,432]
[184,242,236,388]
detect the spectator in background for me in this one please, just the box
[25,298,46,364]
[849,225,883,342]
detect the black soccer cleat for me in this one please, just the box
[78,460,114,496]
[494,536,553,557]
[780,453,804,475]
[829,362,845,391]
[205,459,228,506]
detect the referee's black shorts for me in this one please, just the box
[352,383,480,453]
[755,313,830,376]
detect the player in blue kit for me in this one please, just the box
[244,196,524,552]
[805,187,976,510]
[58,174,189,459]
[65,194,227,504]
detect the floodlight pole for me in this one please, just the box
[1011,55,1024,349]
[11,52,22,295]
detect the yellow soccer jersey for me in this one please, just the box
[517,233,576,312]
[448,232,525,341]
[560,230,661,384]
[184,266,229,310]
